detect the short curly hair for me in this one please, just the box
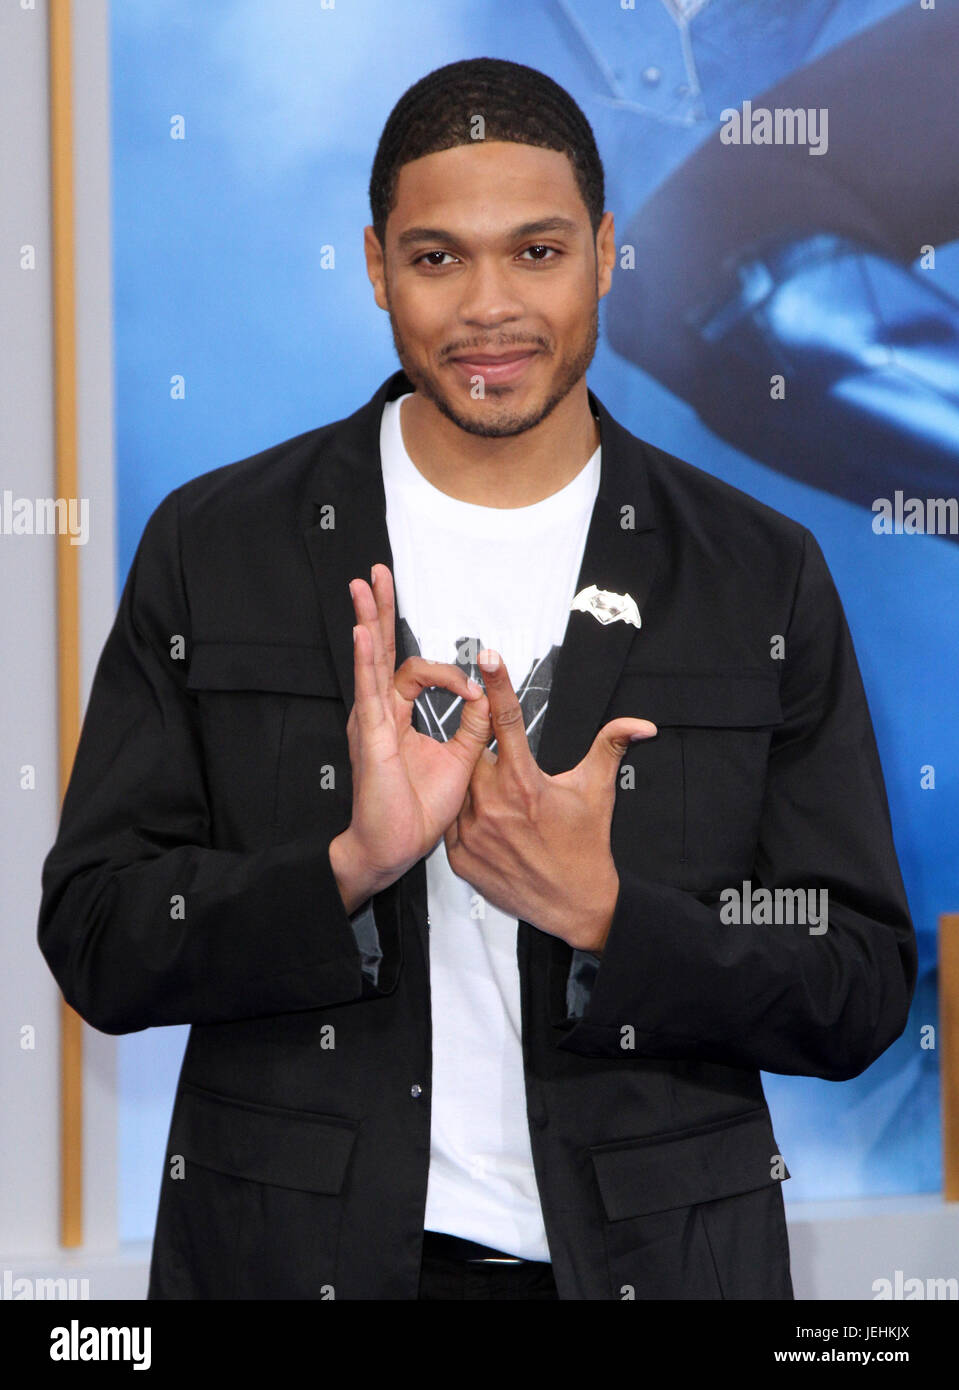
[369,58,605,248]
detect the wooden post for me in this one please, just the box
[49,0,84,1248]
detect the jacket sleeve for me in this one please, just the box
[37,487,399,1035]
[557,529,917,1081]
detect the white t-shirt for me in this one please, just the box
[380,392,600,1262]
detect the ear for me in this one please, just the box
[364,225,389,312]
[596,211,616,301]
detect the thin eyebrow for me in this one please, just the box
[395,216,581,252]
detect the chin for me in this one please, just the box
[438,387,558,439]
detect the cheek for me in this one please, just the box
[390,284,449,346]
[541,271,595,336]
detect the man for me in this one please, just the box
[38,58,916,1301]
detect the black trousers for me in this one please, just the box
[417,1231,559,1301]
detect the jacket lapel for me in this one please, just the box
[301,372,408,707]
[534,388,662,777]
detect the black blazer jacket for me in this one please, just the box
[37,369,917,1300]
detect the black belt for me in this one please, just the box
[422,1230,546,1265]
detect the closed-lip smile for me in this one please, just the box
[451,350,537,362]
[448,349,540,384]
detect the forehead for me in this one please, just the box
[389,141,586,234]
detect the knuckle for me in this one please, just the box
[504,763,536,803]
[397,655,436,680]
[459,708,486,737]
[492,700,523,729]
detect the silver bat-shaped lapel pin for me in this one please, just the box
[570,585,641,629]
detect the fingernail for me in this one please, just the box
[370,565,377,584]
[467,677,482,695]
[478,649,499,671]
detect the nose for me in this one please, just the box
[456,255,525,328]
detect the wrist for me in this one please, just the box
[570,866,620,954]
[329,828,393,916]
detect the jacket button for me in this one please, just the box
[410,1084,423,1098]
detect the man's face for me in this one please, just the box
[365,141,614,438]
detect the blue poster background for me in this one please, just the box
[110,0,957,1239]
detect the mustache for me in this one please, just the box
[442,338,550,360]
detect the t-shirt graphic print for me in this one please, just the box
[397,618,561,759]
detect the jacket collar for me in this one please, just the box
[302,369,662,774]
[305,367,655,515]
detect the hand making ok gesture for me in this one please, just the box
[329,564,492,913]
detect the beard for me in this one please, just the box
[385,296,599,439]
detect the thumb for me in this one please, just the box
[581,717,658,779]
[448,693,492,768]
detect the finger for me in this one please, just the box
[393,657,484,704]
[476,649,534,770]
[350,577,390,703]
[370,564,397,684]
[577,717,658,781]
[350,622,387,737]
[446,692,493,773]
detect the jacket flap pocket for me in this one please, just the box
[611,672,782,728]
[591,1108,787,1220]
[187,641,341,697]
[172,1084,358,1194]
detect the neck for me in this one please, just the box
[398,379,600,508]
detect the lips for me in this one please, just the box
[448,350,540,385]
[453,350,536,363]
